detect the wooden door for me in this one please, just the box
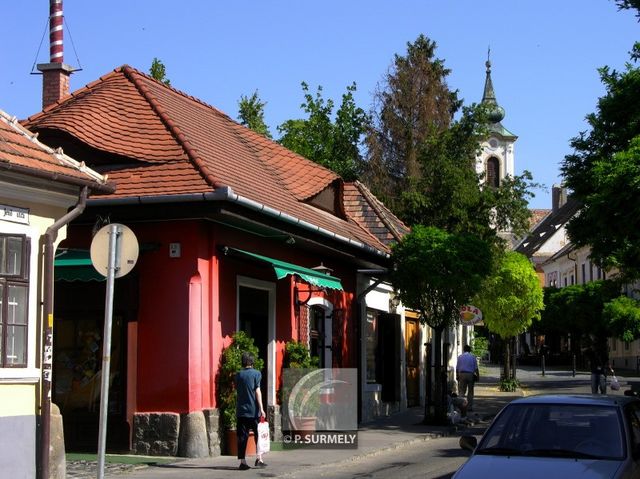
[405,315,420,407]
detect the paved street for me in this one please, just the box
[65,364,632,479]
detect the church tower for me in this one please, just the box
[476,52,517,186]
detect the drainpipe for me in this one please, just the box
[40,186,88,479]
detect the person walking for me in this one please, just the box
[588,346,614,394]
[456,344,479,411]
[236,352,267,470]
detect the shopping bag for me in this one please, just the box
[257,417,270,454]
[610,375,621,391]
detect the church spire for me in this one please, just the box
[481,47,505,123]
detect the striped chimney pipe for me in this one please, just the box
[37,0,74,108]
[49,0,64,63]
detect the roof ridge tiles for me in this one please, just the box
[121,65,222,189]
[120,64,234,122]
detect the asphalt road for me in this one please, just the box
[281,435,470,479]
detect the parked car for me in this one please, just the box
[455,394,640,479]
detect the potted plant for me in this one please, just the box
[282,341,320,434]
[218,331,264,455]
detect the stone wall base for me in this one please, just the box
[133,408,222,458]
[132,407,280,457]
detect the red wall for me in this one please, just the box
[63,218,360,415]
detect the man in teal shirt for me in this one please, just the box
[236,352,266,470]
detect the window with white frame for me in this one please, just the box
[0,234,29,367]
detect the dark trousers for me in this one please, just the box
[237,416,259,459]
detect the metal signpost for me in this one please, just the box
[90,224,138,479]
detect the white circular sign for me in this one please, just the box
[90,223,139,278]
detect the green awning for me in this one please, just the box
[54,249,105,282]
[225,247,343,290]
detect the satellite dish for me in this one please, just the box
[90,223,139,278]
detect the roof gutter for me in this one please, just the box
[88,186,389,259]
[40,186,89,479]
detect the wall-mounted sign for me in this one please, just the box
[460,305,482,325]
[0,204,30,225]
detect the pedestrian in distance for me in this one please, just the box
[456,344,479,411]
[236,352,267,470]
[587,346,614,394]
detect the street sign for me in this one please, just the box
[89,224,138,479]
[90,223,138,278]
[460,305,483,325]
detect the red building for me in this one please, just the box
[24,65,407,455]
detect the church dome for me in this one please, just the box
[487,104,505,123]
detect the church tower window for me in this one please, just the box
[486,157,500,188]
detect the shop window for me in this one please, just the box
[0,235,30,367]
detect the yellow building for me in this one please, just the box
[0,109,112,478]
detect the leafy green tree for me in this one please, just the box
[278,82,369,181]
[237,90,272,139]
[561,50,640,279]
[605,295,640,342]
[400,104,536,243]
[149,58,170,85]
[539,280,622,355]
[364,34,461,211]
[474,251,544,382]
[614,0,640,60]
[390,225,492,423]
[565,137,640,279]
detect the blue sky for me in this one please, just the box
[3,1,638,209]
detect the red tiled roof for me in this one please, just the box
[0,108,111,191]
[24,65,391,253]
[529,209,551,229]
[344,181,410,247]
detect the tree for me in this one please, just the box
[400,104,536,242]
[565,137,640,279]
[237,90,272,139]
[278,82,369,181]
[605,295,640,342]
[390,225,493,423]
[364,34,461,212]
[149,58,170,85]
[474,251,544,383]
[539,280,623,356]
[561,48,640,279]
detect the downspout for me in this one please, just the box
[40,186,88,479]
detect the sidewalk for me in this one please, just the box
[68,364,605,478]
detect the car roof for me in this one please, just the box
[509,394,640,407]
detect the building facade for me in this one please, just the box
[0,109,110,478]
